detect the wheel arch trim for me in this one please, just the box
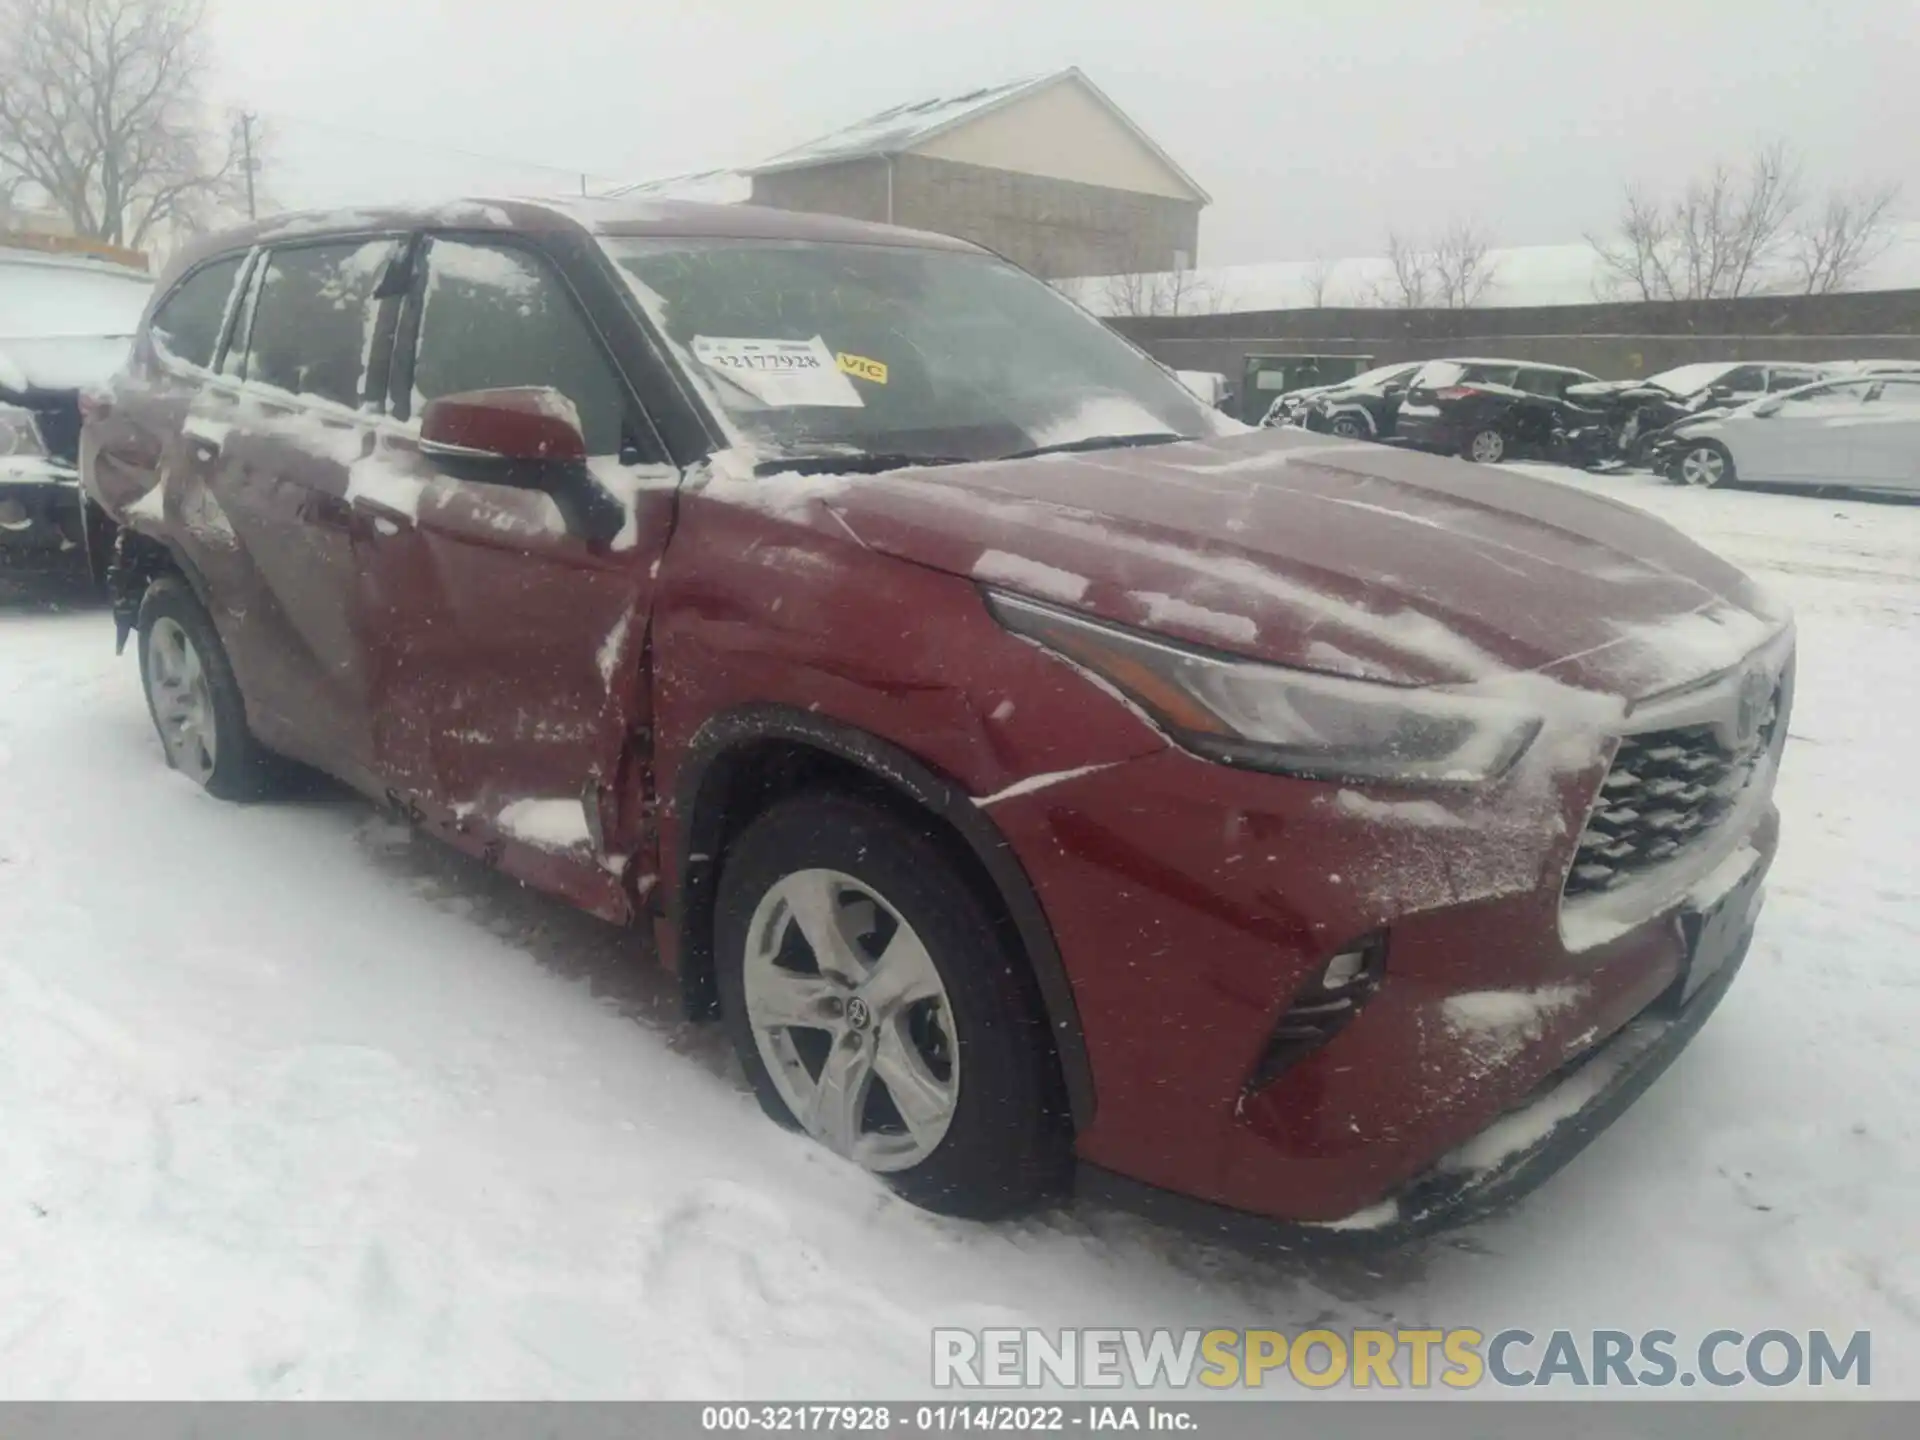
[671,703,1096,1130]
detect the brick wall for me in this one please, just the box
[750,155,1202,279]
[1109,290,1920,382]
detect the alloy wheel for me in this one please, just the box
[146,617,219,784]
[1679,446,1727,487]
[1330,415,1366,439]
[1469,429,1506,463]
[743,868,960,1172]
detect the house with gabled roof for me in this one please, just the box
[739,68,1209,280]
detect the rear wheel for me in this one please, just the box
[1672,440,1734,488]
[1464,427,1507,464]
[716,793,1069,1218]
[137,577,280,800]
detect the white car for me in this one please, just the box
[1661,374,1920,494]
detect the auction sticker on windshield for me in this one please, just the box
[692,335,865,407]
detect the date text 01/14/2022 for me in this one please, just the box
[699,1405,1200,1433]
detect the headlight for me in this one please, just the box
[0,403,48,460]
[987,592,1541,785]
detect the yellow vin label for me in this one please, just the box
[836,352,889,385]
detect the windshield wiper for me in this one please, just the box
[999,432,1189,461]
[755,453,973,476]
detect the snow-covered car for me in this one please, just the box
[1574,361,1830,465]
[0,243,151,580]
[1279,360,1423,439]
[84,198,1793,1241]
[1653,373,1920,493]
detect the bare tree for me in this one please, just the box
[1097,250,1230,318]
[1591,141,1808,300]
[1369,224,1502,308]
[1429,221,1501,308]
[0,0,247,250]
[1303,255,1339,308]
[1373,229,1432,308]
[1789,182,1902,294]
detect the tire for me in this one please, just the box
[136,576,281,800]
[1464,427,1507,464]
[1670,439,1735,488]
[715,792,1070,1218]
[1328,413,1368,440]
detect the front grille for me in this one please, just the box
[1564,686,1781,898]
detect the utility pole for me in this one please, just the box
[239,112,259,220]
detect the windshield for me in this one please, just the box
[0,258,150,341]
[603,237,1217,464]
[1644,362,1736,396]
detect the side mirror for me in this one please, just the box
[418,386,622,543]
[420,386,589,464]
[1707,385,1738,402]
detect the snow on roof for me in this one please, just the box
[1064,221,1920,315]
[749,72,1058,174]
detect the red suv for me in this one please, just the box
[81,200,1792,1238]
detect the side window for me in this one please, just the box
[238,239,401,409]
[1515,369,1564,396]
[149,255,246,370]
[1718,366,1765,394]
[406,239,626,455]
[1768,368,1819,392]
[1463,365,1519,387]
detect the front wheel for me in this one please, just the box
[1464,427,1507,464]
[1671,440,1735,488]
[715,793,1070,1218]
[1328,413,1368,439]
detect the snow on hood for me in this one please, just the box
[0,335,134,394]
[817,429,1786,703]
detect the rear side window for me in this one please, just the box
[1414,361,1465,388]
[1515,369,1566,396]
[403,238,626,455]
[238,240,401,409]
[1462,364,1520,387]
[150,256,245,370]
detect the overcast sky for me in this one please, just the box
[207,0,1918,267]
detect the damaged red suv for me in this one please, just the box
[81,199,1792,1237]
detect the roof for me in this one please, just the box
[161,195,982,287]
[747,67,1211,204]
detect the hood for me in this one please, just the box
[824,430,1785,701]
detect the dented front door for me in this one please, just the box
[353,234,678,908]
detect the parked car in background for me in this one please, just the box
[86,199,1791,1240]
[1,240,151,581]
[1393,358,1600,463]
[1279,360,1423,439]
[1651,374,1920,493]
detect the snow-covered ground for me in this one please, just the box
[3,468,1918,1399]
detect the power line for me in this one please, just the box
[253,107,623,187]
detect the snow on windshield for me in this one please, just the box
[0,257,151,341]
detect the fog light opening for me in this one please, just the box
[1244,932,1387,1097]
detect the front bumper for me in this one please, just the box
[1079,870,1761,1247]
[984,712,1780,1229]
[0,464,87,573]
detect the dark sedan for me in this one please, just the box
[1394,358,1599,464]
